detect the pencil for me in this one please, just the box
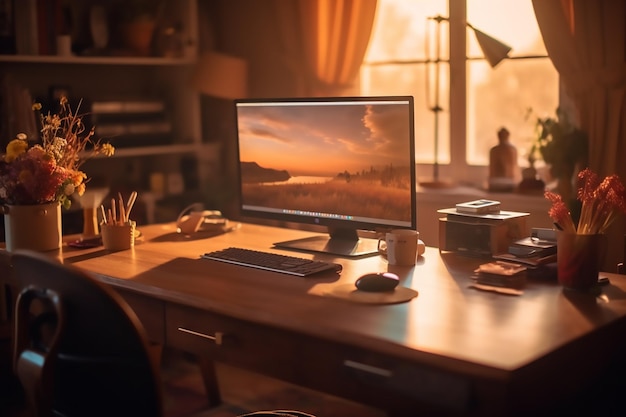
[119,196,126,224]
[100,205,107,224]
[126,191,138,221]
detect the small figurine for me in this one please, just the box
[488,127,519,192]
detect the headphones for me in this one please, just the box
[176,203,228,234]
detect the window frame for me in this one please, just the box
[361,0,557,187]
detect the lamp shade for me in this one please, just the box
[190,52,248,99]
[471,28,512,68]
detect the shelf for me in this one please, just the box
[85,143,215,159]
[0,0,210,216]
[0,54,195,66]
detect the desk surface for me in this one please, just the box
[4,224,626,416]
[28,222,626,414]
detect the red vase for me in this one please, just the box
[557,233,606,291]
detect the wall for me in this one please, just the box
[204,0,300,98]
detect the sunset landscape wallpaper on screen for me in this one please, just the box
[236,101,414,222]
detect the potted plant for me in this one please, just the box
[0,97,114,251]
[528,108,588,206]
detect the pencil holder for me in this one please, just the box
[101,221,136,251]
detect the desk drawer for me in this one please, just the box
[299,341,472,413]
[167,303,476,414]
[115,289,165,344]
[166,303,301,381]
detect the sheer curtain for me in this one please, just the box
[532,0,626,179]
[533,0,626,270]
[273,0,377,96]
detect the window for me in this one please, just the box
[361,0,558,186]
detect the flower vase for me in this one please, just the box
[2,202,62,252]
[556,232,606,291]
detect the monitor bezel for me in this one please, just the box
[234,95,417,240]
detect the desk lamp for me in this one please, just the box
[420,15,512,189]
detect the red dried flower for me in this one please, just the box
[548,169,626,234]
[576,168,599,205]
[544,191,577,233]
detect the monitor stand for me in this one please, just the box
[273,227,380,258]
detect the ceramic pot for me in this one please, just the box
[120,19,156,56]
[556,232,606,291]
[2,202,62,252]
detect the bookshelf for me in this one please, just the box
[0,0,220,225]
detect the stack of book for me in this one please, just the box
[470,260,527,295]
[91,99,172,148]
[491,228,558,280]
[494,228,557,267]
[11,0,65,56]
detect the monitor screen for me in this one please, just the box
[234,96,416,257]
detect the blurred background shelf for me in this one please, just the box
[0,0,226,233]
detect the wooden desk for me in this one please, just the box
[9,222,626,416]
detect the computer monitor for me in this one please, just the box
[234,96,416,257]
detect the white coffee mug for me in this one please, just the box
[378,229,424,266]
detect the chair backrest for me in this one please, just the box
[1,250,20,406]
[11,250,163,417]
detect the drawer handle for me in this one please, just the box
[343,359,392,378]
[177,327,224,345]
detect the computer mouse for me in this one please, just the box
[355,272,400,292]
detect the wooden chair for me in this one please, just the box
[1,250,25,415]
[11,250,163,417]
[11,250,316,417]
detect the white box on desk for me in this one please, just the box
[437,209,529,257]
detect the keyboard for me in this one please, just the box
[202,247,342,277]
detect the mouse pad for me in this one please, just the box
[324,284,418,305]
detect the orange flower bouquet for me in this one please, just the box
[545,168,626,234]
[0,97,115,209]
